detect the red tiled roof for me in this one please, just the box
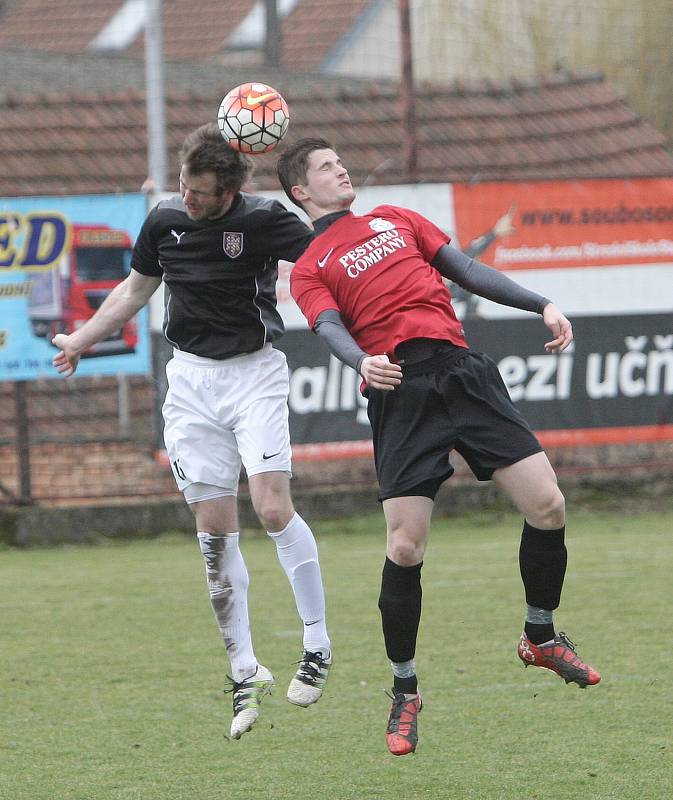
[0,0,124,52]
[0,0,372,67]
[1,71,672,197]
[125,0,255,60]
[281,0,373,71]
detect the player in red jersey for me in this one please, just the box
[277,138,600,756]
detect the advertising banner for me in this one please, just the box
[0,194,150,381]
[271,179,673,453]
[450,178,673,320]
[464,313,673,447]
[155,180,673,462]
[452,177,673,271]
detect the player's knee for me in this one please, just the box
[387,534,426,566]
[255,499,294,532]
[533,486,566,529]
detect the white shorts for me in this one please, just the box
[162,344,292,496]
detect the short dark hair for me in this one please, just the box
[179,123,253,195]
[276,137,334,208]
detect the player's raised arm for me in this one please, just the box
[431,244,574,350]
[432,244,549,315]
[52,269,161,376]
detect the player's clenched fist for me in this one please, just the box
[360,354,402,391]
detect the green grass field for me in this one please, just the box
[1,508,671,800]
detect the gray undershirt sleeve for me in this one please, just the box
[432,244,550,314]
[313,309,368,373]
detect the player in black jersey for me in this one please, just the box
[52,123,331,740]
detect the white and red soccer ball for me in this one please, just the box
[217,82,290,154]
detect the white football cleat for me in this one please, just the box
[227,664,275,739]
[287,650,332,707]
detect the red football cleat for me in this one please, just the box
[385,691,422,755]
[518,631,601,688]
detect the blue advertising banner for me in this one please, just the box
[0,193,149,381]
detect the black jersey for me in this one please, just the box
[131,192,313,359]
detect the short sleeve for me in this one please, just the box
[375,204,450,263]
[290,255,340,329]
[130,206,163,277]
[266,201,314,262]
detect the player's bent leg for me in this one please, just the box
[493,455,601,688]
[493,451,565,530]
[248,470,295,534]
[248,472,332,706]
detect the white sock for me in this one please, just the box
[197,532,258,682]
[268,513,330,655]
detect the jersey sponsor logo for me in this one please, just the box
[262,450,281,460]
[223,231,244,258]
[369,217,396,233]
[317,248,334,269]
[338,228,407,278]
[171,229,186,244]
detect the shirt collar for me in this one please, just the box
[313,210,350,235]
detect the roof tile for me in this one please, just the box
[1,71,672,197]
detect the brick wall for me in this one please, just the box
[0,374,179,504]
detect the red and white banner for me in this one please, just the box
[452,177,673,270]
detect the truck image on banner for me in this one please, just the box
[0,193,149,381]
[28,224,137,355]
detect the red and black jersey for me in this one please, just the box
[290,205,467,358]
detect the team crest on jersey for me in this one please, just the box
[223,232,243,258]
[369,218,395,233]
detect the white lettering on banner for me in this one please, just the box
[586,336,673,399]
[289,355,369,424]
[286,331,672,436]
[498,353,574,402]
[648,349,673,394]
[494,238,673,266]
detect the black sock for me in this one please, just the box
[378,557,423,663]
[393,675,418,695]
[525,621,556,645]
[519,521,567,611]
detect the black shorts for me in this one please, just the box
[366,345,542,501]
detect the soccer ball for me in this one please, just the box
[217,82,290,154]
